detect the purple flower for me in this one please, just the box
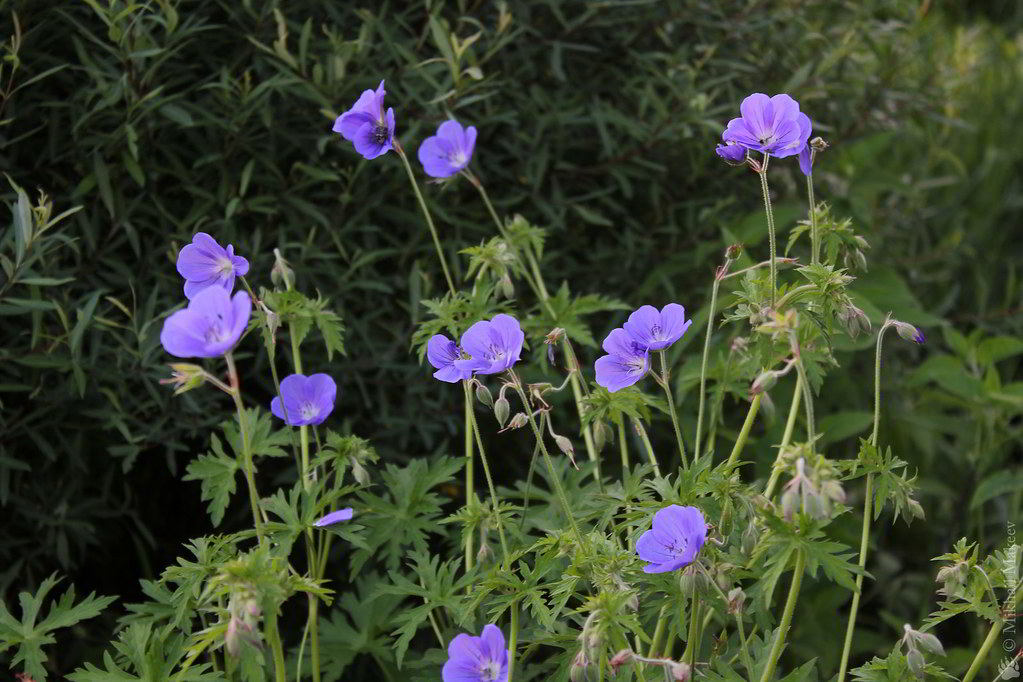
[622,304,692,351]
[418,120,477,178]
[722,93,810,158]
[454,314,524,375]
[715,142,746,165]
[176,232,249,300]
[427,334,473,383]
[332,80,396,160]
[314,508,354,527]
[442,624,509,682]
[160,287,251,358]
[270,373,337,426]
[595,328,650,393]
[636,505,707,574]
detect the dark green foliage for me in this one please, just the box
[1,0,1022,679]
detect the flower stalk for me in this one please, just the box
[654,350,687,467]
[759,549,805,682]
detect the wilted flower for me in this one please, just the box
[722,93,810,159]
[622,304,693,351]
[427,334,474,383]
[715,142,746,165]
[454,314,524,375]
[332,79,396,160]
[160,362,206,395]
[176,232,249,300]
[442,624,509,682]
[594,328,650,393]
[418,119,477,178]
[270,373,337,426]
[160,287,251,358]
[314,508,354,527]
[636,505,707,573]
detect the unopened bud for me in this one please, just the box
[810,136,828,152]
[570,650,590,682]
[160,363,206,395]
[475,383,494,408]
[270,248,295,290]
[351,458,370,486]
[731,336,749,354]
[727,587,746,615]
[592,420,610,454]
[501,413,528,431]
[476,540,493,564]
[500,273,514,300]
[750,370,778,395]
[678,564,710,597]
[725,243,742,261]
[225,616,241,657]
[780,488,800,520]
[839,303,871,339]
[493,396,510,427]
[554,434,576,460]
[906,648,925,678]
[668,661,692,681]
[893,320,925,345]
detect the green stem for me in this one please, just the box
[464,382,510,565]
[508,601,519,682]
[759,155,777,307]
[468,173,601,479]
[463,383,475,576]
[648,605,668,657]
[631,418,660,476]
[682,596,702,666]
[837,322,892,682]
[791,345,816,448]
[759,549,805,682]
[695,265,726,458]
[510,372,583,543]
[736,614,754,681]
[225,353,264,543]
[395,142,456,294]
[264,607,288,682]
[726,394,762,467]
[807,166,819,265]
[656,350,687,467]
[962,620,1003,682]
[618,419,629,474]
[764,378,803,500]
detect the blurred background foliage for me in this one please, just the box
[1,0,1021,676]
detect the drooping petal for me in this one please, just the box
[176,242,222,281]
[418,135,459,178]
[798,146,813,176]
[183,277,219,300]
[160,309,209,358]
[227,291,252,344]
[715,143,746,164]
[595,354,646,393]
[314,508,354,526]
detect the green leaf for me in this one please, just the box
[183,435,239,526]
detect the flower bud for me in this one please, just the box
[351,458,370,486]
[270,248,295,290]
[725,243,742,261]
[727,587,746,615]
[839,302,871,339]
[493,396,510,427]
[608,649,633,673]
[780,488,800,520]
[678,564,710,597]
[906,648,925,677]
[476,540,493,565]
[741,521,759,555]
[160,363,206,395]
[731,336,749,354]
[225,616,241,657]
[893,320,925,345]
[500,273,514,300]
[810,136,828,152]
[668,661,692,681]
[592,420,610,454]
[501,413,528,431]
[570,650,590,682]
[475,383,494,408]
[554,435,575,459]
[750,370,778,395]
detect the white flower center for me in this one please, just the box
[449,150,468,166]
[479,661,501,682]
[299,402,320,421]
[216,257,234,276]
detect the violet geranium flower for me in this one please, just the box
[722,93,810,158]
[332,79,396,160]
[442,624,509,682]
[314,508,354,527]
[622,304,693,351]
[176,232,249,300]
[418,120,477,178]
[636,505,707,574]
[427,334,473,383]
[454,314,524,376]
[595,328,650,393]
[270,373,337,426]
[715,142,746,165]
[160,287,251,359]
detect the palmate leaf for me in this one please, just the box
[530,282,628,348]
[850,440,925,525]
[0,573,115,681]
[850,649,954,681]
[68,623,222,682]
[262,288,346,360]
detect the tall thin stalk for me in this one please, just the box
[463,383,475,575]
[758,154,778,306]
[726,394,762,467]
[759,549,806,682]
[224,353,264,544]
[655,350,687,467]
[694,258,730,458]
[764,378,803,500]
[394,142,456,294]
[464,382,510,565]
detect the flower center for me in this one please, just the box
[216,257,234,276]
[370,124,390,145]
[758,134,778,146]
[204,313,229,344]
[299,402,320,421]
[486,345,506,362]
[479,660,500,682]
[666,538,689,557]
[449,150,468,167]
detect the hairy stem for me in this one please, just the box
[763,378,803,500]
[508,601,519,682]
[264,606,288,682]
[396,142,456,294]
[656,350,687,467]
[759,155,778,307]
[631,418,660,476]
[647,605,668,657]
[759,549,805,682]
[225,353,264,543]
[807,166,819,265]
[837,322,891,682]
[463,383,475,576]
[695,264,726,458]
[464,382,510,565]
[726,394,762,467]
